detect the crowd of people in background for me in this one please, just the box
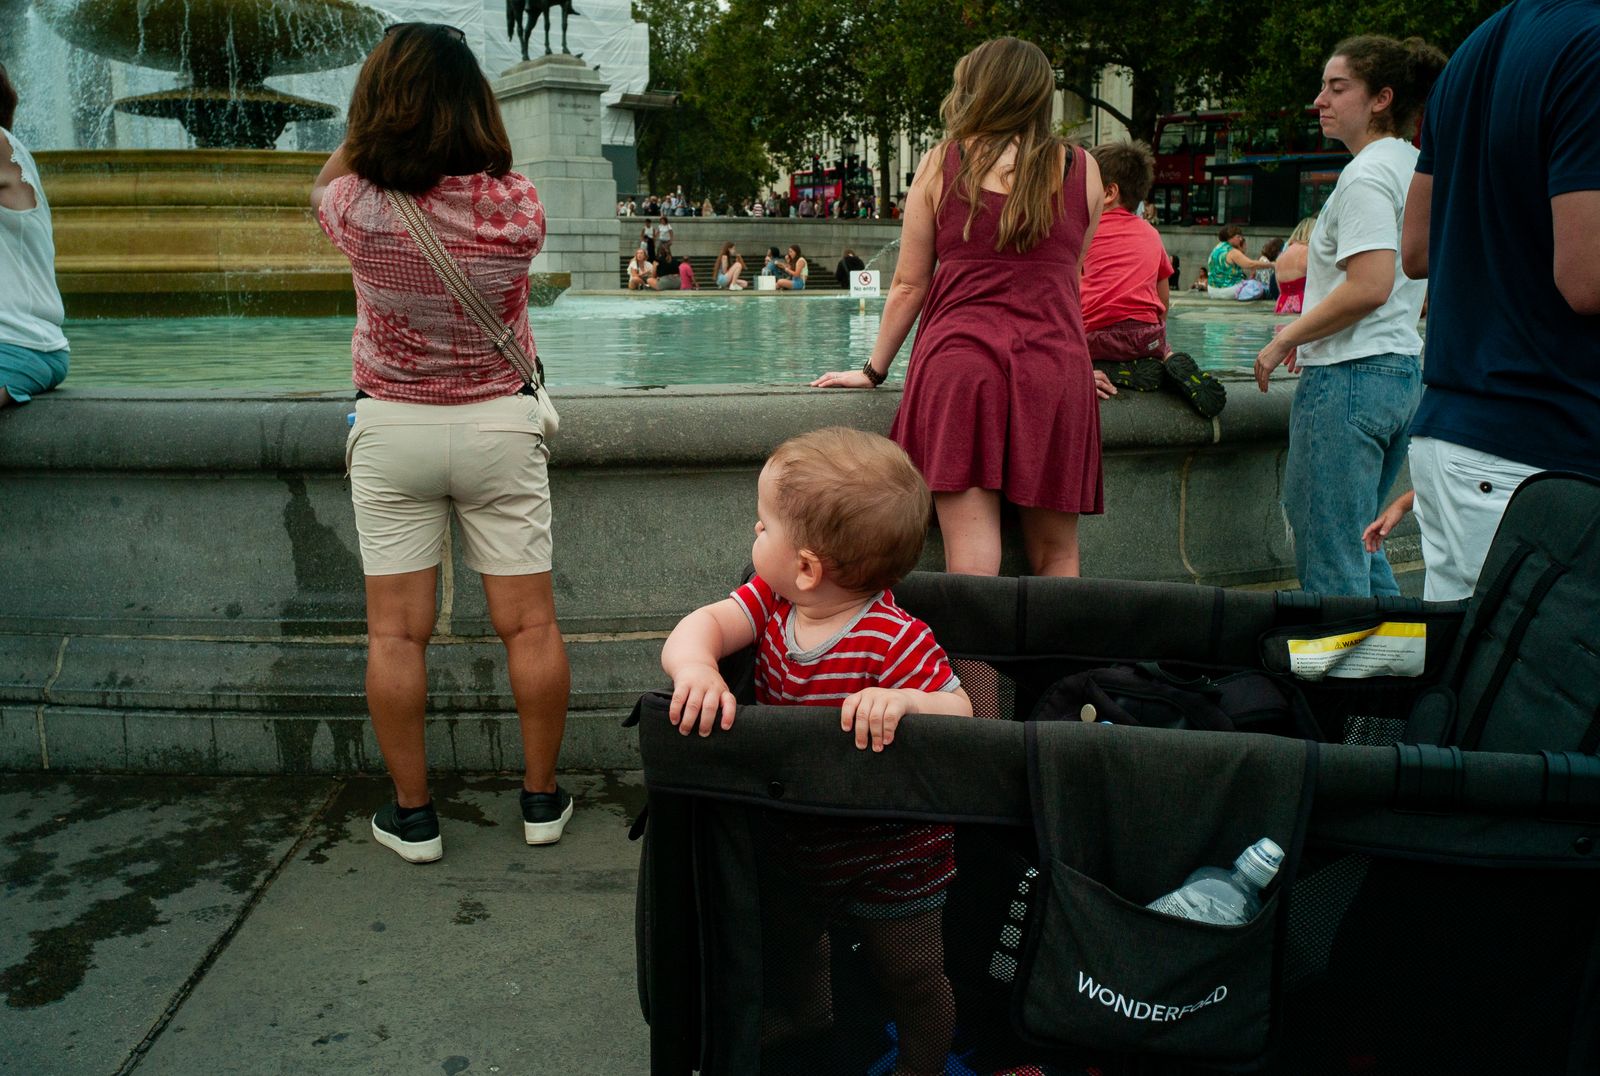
[624,237,819,293]
[1189,216,1314,314]
[619,188,901,220]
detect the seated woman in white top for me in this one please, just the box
[627,246,659,290]
[774,244,808,291]
[0,64,71,408]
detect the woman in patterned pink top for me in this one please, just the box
[312,23,572,864]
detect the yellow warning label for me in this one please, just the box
[1287,622,1426,679]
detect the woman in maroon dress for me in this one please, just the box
[813,37,1104,576]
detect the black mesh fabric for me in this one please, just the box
[670,790,1600,1076]
[639,575,1600,1075]
[1279,854,1600,1074]
[750,814,1100,1076]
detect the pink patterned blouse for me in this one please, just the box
[318,172,546,403]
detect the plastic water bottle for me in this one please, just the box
[1145,838,1283,925]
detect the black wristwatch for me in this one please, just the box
[861,360,886,386]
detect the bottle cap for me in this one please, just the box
[1235,838,1284,889]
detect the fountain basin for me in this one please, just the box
[40,149,355,315]
[35,0,385,80]
[38,150,570,315]
[0,383,1418,775]
[116,87,339,149]
[35,0,385,146]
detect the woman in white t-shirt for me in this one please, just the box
[1253,35,1446,597]
[0,64,70,408]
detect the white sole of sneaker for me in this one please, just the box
[371,820,444,864]
[523,797,574,845]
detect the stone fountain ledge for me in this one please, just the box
[0,382,1412,775]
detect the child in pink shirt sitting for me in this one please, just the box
[662,427,971,1075]
[1082,141,1226,418]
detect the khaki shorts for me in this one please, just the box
[345,393,557,576]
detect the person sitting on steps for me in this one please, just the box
[627,246,659,290]
[835,247,866,289]
[715,242,747,290]
[1080,140,1226,418]
[775,244,809,291]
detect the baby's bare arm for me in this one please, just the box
[661,599,756,735]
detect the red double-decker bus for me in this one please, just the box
[789,164,873,206]
[1150,109,1349,227]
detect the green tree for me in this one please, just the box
[692,0,992,207]
[1241,1,1506,120]
[631,0,774,202]
[1016,0,1252,143]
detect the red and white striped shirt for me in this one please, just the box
[731,574,962,915]
[731,574,959,706]
[318,171,546,404]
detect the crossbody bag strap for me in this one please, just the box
[384,189,544,392]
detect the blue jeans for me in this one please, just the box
[0,342,70,404]
[1282,353,1421,597]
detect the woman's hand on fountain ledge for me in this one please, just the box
[810,369,877,389]
[310,143,353,211]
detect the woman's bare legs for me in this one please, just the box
[933,488,1003,576]
[482,571,569,794]
[365,568,439,807]
[728,263,744,288]
[1019,506,1081,577]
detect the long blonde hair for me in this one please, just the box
[1288,216,1317,245]
[938,37,1066,254]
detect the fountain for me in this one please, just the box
[19,0,389,313]
[34,0,385,149]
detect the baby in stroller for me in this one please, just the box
[662,426,972,1075]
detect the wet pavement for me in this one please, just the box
[1,771,650,1074]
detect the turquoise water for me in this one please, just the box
[61,295,1279,390]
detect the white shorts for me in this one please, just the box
[345,393,557,576]
[1408,436,1542,602]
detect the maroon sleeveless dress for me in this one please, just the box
[889,142,1102,515]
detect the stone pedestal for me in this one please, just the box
[494,55,619,293]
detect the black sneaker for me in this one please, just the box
[371,801,443,864]
[1097,358,1164,392]
[521,786,573,846]
[1162,352,1227,419]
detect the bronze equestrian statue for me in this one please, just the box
[507,0,580,61]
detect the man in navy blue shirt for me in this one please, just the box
[1400,0,1600,601]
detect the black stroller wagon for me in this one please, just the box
[634,473,1600,1075]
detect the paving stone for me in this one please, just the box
[0,774,335,1073]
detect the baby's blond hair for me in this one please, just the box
[766,428,931,593]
